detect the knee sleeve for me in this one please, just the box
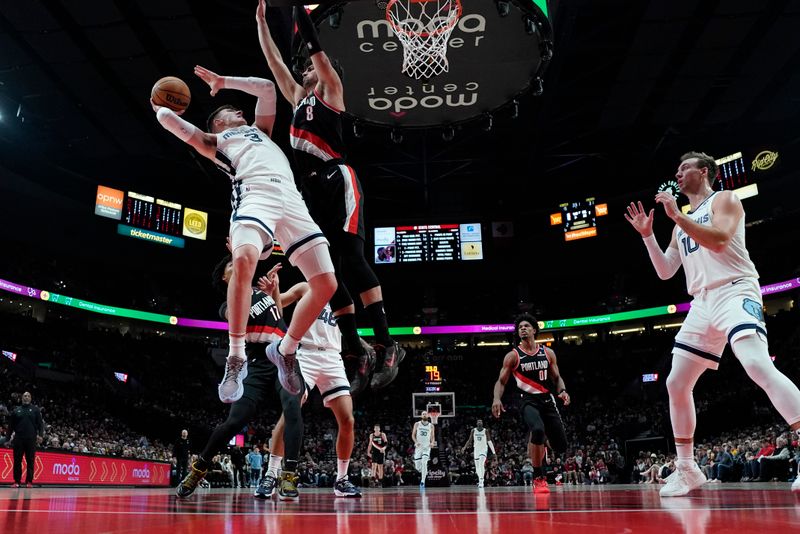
[293,242,335,280]
[666,354,707,439]
[230,223,270,259]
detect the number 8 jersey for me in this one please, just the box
[675,192,759,296]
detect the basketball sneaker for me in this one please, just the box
[278,471,300,500]
[348,339,376,396]
[218,356,248,403]
[370,341,406,389]
[533,477,550,494]
[266,340,302,395]
[334,477,362,498]
[792,476,800,492]
[25,483,32,488]
[176,462,208,498]
[254,475,277,499]
[11,483,19,488]
[660,464,706,497]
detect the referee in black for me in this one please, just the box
[7,391,44,488]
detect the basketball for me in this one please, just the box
[151,76,191,112]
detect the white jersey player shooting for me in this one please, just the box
[626,150,800,497]
[461,419,495,488]
[151,66,337,402]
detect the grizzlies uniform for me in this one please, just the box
[672,192,764,370]
[216,124,327,264]
[296,303,350,407]
[513,345,568,453]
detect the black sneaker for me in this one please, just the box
[370,341,406,389]
[278,471,300,501]
[334,477,362,498]
[254,474,277,499]
[176,462,207,498]
[348,339,376,395]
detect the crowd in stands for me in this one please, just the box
[2,293,799,488]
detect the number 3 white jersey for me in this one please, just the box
[676,192,759,296]
[415,422,432,449]
[215,125,294,184]
[473,428,488,454]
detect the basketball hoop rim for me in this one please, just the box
[386,0,462,38]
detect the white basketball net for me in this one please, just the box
[386,0,462,79]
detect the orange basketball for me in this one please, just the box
[151,76,191,112]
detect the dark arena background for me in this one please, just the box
[2,1,800,532]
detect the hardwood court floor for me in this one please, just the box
[2,482,799,533]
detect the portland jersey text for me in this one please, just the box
[220,289,286,345]
[512,345,552,396]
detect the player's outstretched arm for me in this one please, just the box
[486,430,496,455]
[546,348,570,406]
[293,6,345,110]
[656,190,743,253]
[411,422,419,446]
[462,429,473,453]
[492,351,516,418]
[152,102,216,160]
[194,65,277,136]
[625,201,681,280]
[256,0,305,106]
[278,282,310,309]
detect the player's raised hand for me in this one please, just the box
[491,398,505,419]
[256,0,266,21]
[655,191,681,221]
[558,390,571,406]
[150,98,184,116]
[194,65,224,96]
[624,201,654,237]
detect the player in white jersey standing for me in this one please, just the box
[626,151,800,496]
[257,266,361,499]
[461,419,495,488]
[151,66,336,402]
[412,412,436,488]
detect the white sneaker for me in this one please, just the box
[660,465,706,497]
[792,477,800,492]
[218,356,248,403]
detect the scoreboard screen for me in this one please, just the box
[551,198,606,241]
[423,364,443,392]
[124,192,183,237]
[374,223,483,263]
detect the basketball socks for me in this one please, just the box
[337,459,350,481]
[280,335,300,355]
[365,302,392,347]
[229,333,246,359]
[267,455,283,478]
[675,442,694,465]
[336,314,366,356]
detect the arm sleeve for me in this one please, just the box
[294,6,322,55]
[156,107,197,142]
[642,234,682,280]
[222,77,276,118]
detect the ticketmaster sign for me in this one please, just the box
[117,224,185,249]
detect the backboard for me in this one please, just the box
[412,391,455,418]
[297,0,553,128]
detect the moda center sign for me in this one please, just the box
[307,0,552,127]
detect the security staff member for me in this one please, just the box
[7,391,44,488]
